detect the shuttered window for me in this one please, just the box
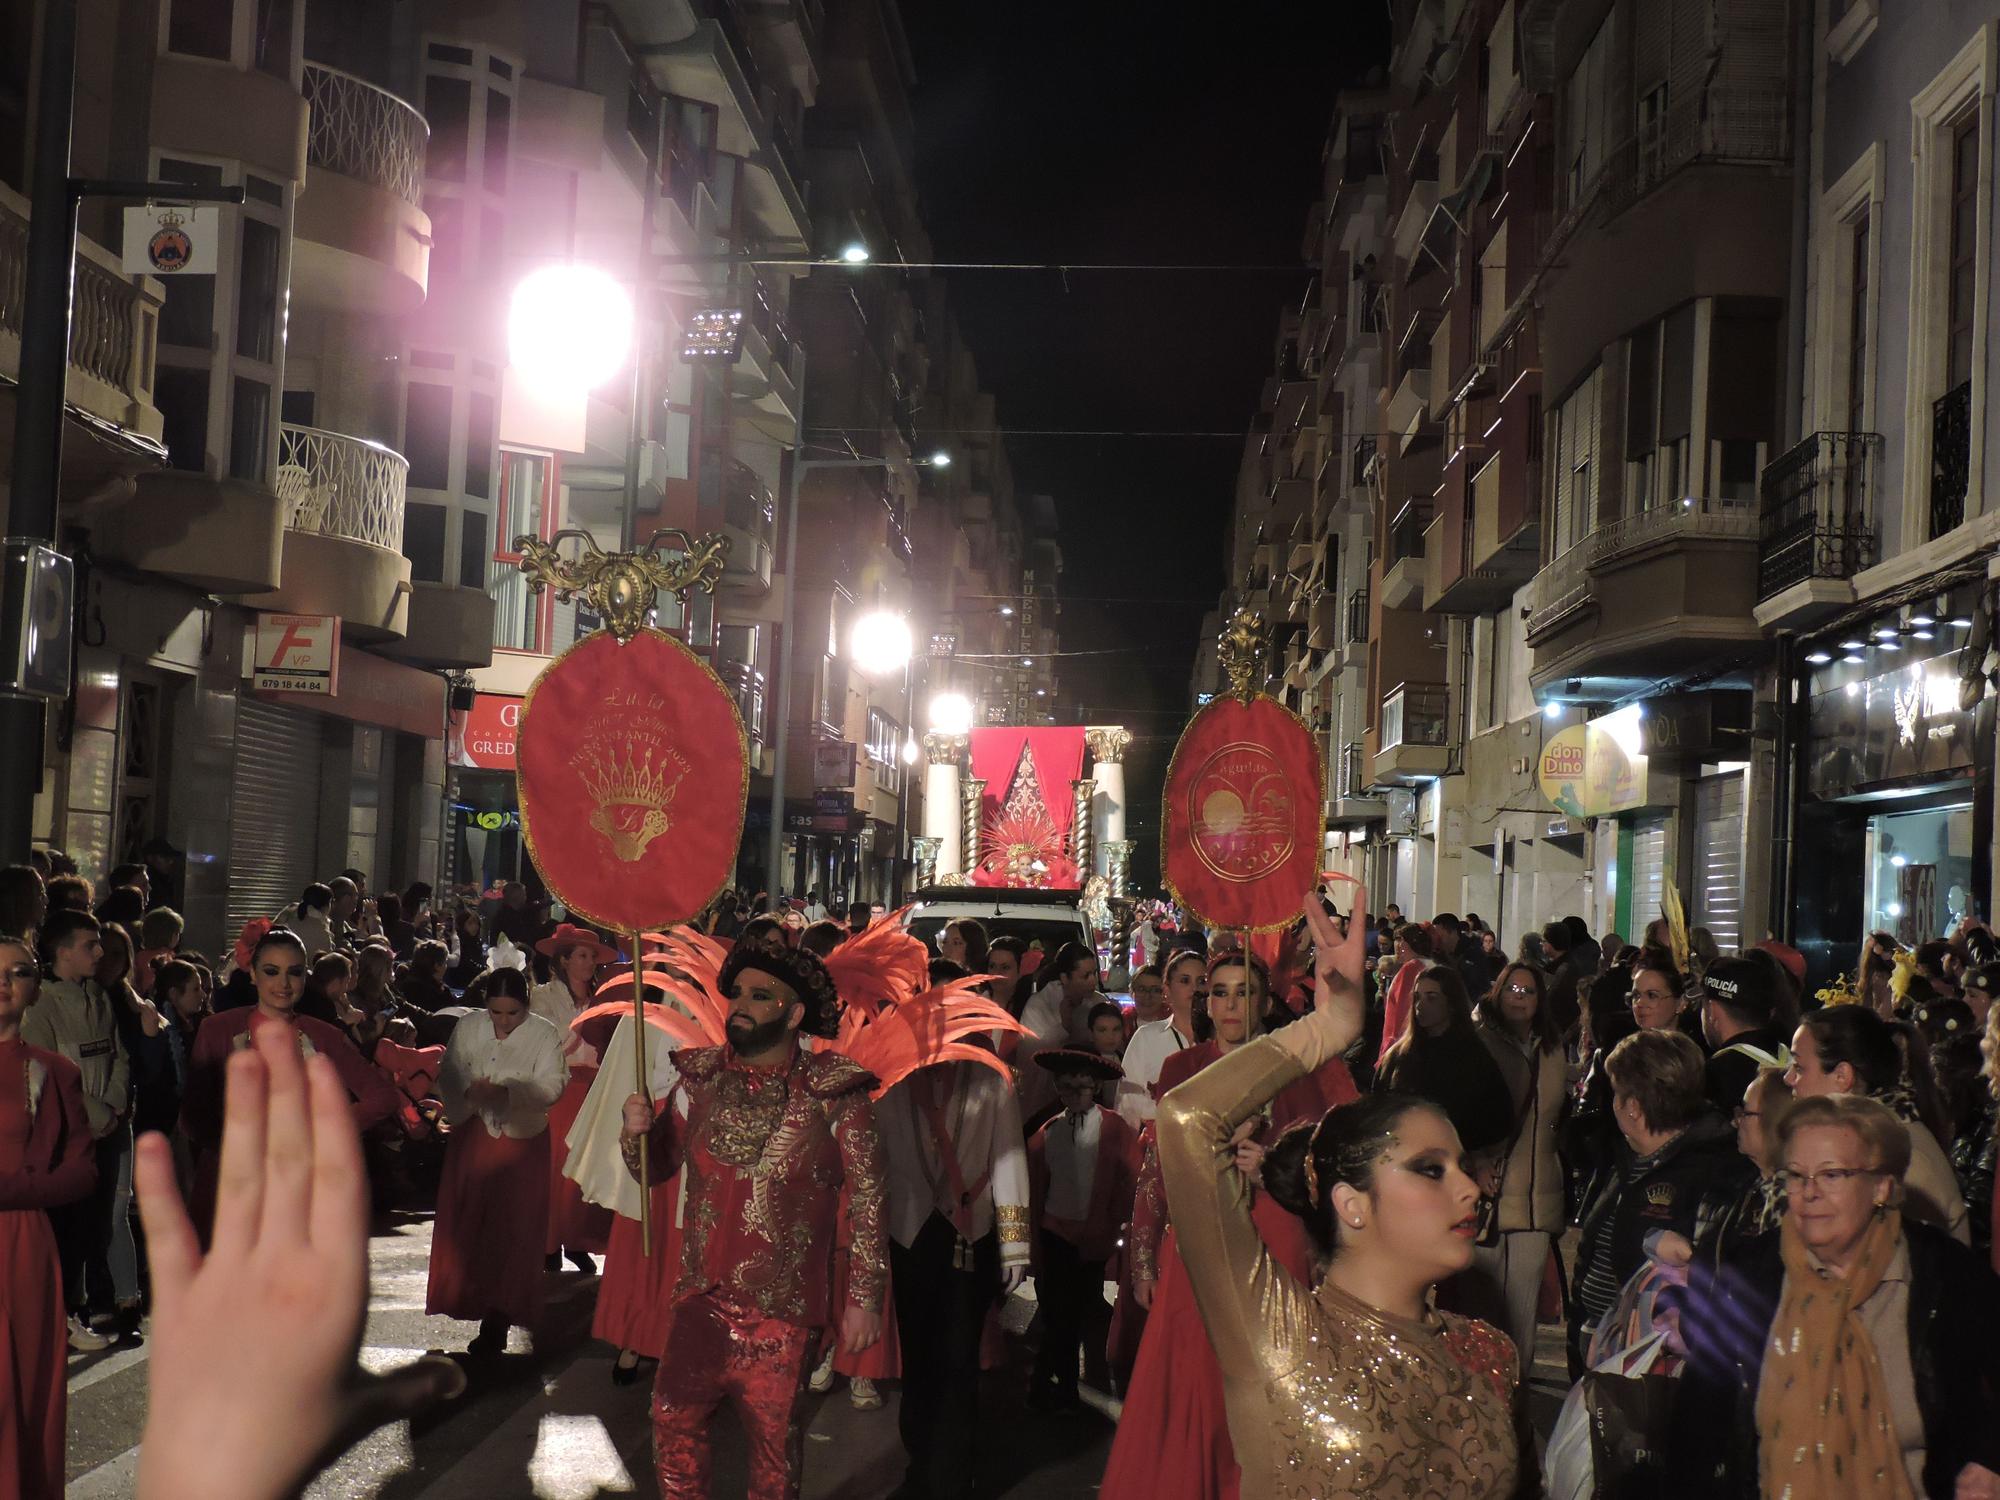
[1627,815,1669,940]
[227,701,323,942]
[1692,772,1745,950]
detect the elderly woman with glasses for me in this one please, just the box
[1670,1093,2000,1499]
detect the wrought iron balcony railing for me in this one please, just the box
[276,424,408,552]
[1931,380,1971,540]
[1345,586,1370,646]
[302,63,429,208]
[1338,739,1368,799]
[1757,431,1880,599]
[1380,682,1449,753]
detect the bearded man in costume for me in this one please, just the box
[620,940,886,1499]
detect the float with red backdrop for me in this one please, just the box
[966,725,1087,888]
[1160,622,1324,933]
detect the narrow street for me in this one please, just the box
[61,1213,1119,1499]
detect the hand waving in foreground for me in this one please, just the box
[133,1021,464,1500]
[1300,876,1368,1055]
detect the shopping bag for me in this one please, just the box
[1542,1330,1669,1500]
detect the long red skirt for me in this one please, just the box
[545,1069,611,1256]
[0,1209,65,1500]
[1099,1202,1316,1500]
[427,1121,550,1329]
[592,1175,684,1358]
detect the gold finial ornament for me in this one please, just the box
[1218,605,1266,704]
[514,528,731,643]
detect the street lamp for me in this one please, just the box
[928,691,974,735]
[839,241,872,264]
[850,608,916,903]
[507,264,634,399]
[928,449,952,468]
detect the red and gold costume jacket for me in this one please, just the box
[624,1042,888,1329]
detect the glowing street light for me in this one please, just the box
[507,264,634,398]
[928,449,952,468]
[928,692,974,735]
[840,241,872,264]
[851,610,914,676]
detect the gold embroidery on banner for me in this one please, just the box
[1186,739,1300,884]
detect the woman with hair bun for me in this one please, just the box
[1101,949,1363,1500]
[1787,1004,1970,1244]
[1154,890,1522,1499]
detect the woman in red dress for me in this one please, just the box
[178,929,401,1244]
[428,967,569,1357]
[0,933,98,1499]
[1100,951,1357,1500]
[531,925,618,1273]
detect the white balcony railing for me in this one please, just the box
[276,424,408,552]
[303,62,429,208]
[1,183,156,415]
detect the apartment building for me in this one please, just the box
[1762,2,1999,982]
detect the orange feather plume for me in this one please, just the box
[822,907,930,1021]
[834,975,1028,1099]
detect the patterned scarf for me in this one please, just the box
[1754,1210,1917,1500]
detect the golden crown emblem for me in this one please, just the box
[155,207,186,229]
[1644,1183,1675,1208]
[574,742,685,861]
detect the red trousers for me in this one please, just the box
[651,1290,820,1499]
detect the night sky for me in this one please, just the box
[902,3,1390,887]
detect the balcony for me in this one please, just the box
[1326,738,1387,825]
[720,459,775,593]
[1380,499,1430,610]
[1930,380,1971,541]
[1387,365,1432,454]
[1754,431,1880,628]
[1525,495,1763,699]
[1,183,165,458]
[735,277,801,422]
[1375,682,1450,783]
[377,581,495,671]
[241,425,413,641]
[718,657,768,756]
[293,63,430,313]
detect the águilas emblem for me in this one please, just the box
[1188,741,1297,883]
[574,739,689,861]
[147,210,193,273]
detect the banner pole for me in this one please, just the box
[632,929,650,1257]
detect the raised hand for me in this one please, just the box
[1300,877,1367,1058]
[134,1021,462,1500]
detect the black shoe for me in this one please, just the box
[611,1352,643,1387]
[544,1252,562,1272]
[565,1249,598,1276]
[467,1318,508,1360]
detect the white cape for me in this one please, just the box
[563,1015,683,1221]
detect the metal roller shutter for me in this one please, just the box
[1628,815,1668,940]
[1692,772,1745,951]
[227,700,323,942]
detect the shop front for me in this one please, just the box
[447,690,531,899]
[1790,590,1993,986]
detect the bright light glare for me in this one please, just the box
[901,736,919,765]
[1886,901,1904,918]
[1890,854,1908,867]
[1543,702,1563,720]
[840,242,871,264]
[999,605,1015,617]
[508,265,633,397]
[1804,651,1833,665]
[929,450,953,467]
[851,610,914,674]
[928,692,974,734]
[1595,704,1646,758]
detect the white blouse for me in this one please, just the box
[439,1009,569,1139]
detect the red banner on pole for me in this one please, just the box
[1161,694,1323,932]
[515,628,747,932]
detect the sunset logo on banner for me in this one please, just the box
[1188,740,1298,883]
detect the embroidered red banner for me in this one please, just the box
[515,628,747,932]
[1161,694,1323,932]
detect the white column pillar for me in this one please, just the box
[922,732,967,880]
[1086,726,1133,879]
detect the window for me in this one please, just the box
[464,392,495,499]
[156,368,211,472]
[1549,367,1599,555]
[253,0,292,79]
[404,502,447,583]
[425,77,471,182]
[1847,214,1870,433]
[457,509,488,592]
[402,384,453,491]
[168,0,233,59]
[235,217,280,362]
[483,89,511,193]
[491,451,554,652]
[1561,14,1615,209]
[1947,108,1980,389]
[229,377,270,481]
[866,709,902,794]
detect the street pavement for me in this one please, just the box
[61,1211,1120,1499]
[63,1212,1573,1497]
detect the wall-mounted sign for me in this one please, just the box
[813,738,857,788]
[1537,721,1646,818]
[251,613,339,695]
[451,693,521,770]
[122,205,219,276]
[1807,654,1982,798]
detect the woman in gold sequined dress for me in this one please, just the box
[1156,886,1526,1499]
